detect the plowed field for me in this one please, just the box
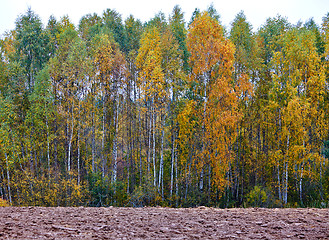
[0,207,328,239]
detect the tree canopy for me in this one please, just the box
[0,7,329,208]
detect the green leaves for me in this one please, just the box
[15,8,50,90]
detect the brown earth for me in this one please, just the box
[0,207,328,239]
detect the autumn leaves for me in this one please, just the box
[187,13,239,193]
[136,12,240,199]
[1,7,329,207]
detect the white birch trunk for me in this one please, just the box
[299,162,304,205]
[175,148,178,206]
[158,118,165,196]
[200,72,208,191]
[5,152,12,205]
[92,107,95,172]
[147,102,151,176]
[138,103,142,185]
[283,162,288,205]
[112,98,119,186]
[102,93,106,178]
[152,104,156,187]
[68,100,74,172]
[77,100,81,185]
[283,133,290,205]
[45,108,50,181]
[277,164,281,202]
[170,133,175,199]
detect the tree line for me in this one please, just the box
[1,5,329,207]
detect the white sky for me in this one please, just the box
[1,0,328,37]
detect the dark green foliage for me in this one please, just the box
[124,15,143,54]
[170,5,189,72]
[102,9,126,52]
[207,3,220,23]
[189,8,200,26]
[128,178,159,207]
[257,15,290,65]
[87,172,114,207]
[15,8,50,90]
[304,18,325,56]
[78,13,103,43]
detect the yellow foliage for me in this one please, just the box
[136,27,165,102]
[187,11,239,193]
[0,198,9,207]
[11,169,87,207]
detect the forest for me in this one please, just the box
[0,5,329,208]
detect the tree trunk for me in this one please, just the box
[200,72,208,191]
[277,163,282,203]
[170,132,175,199]
[152,103,156,187]
[138,104,142,186]
[45,109,50,181]
[283,133,290,205]
[299,162,304,206]
[92,102,96,173]
[200,168,204,191]
[284,162,288,205]
[102,93,106,178]
[175,148,178,207]
[68,100,74,172]
[147,101,151,178]
[112,97,119,187]
[158,117,165,198]
[5,152,12,205]
[208,163,211,202]
[320,155,325,200]
[77,100,81,185]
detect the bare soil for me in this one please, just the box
[0,207,328,239]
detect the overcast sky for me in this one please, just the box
[1,0,329,36]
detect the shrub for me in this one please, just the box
[0,198,9,207]
[246,186,267,207]
[87,172,114,207]
[128,178,158,207]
